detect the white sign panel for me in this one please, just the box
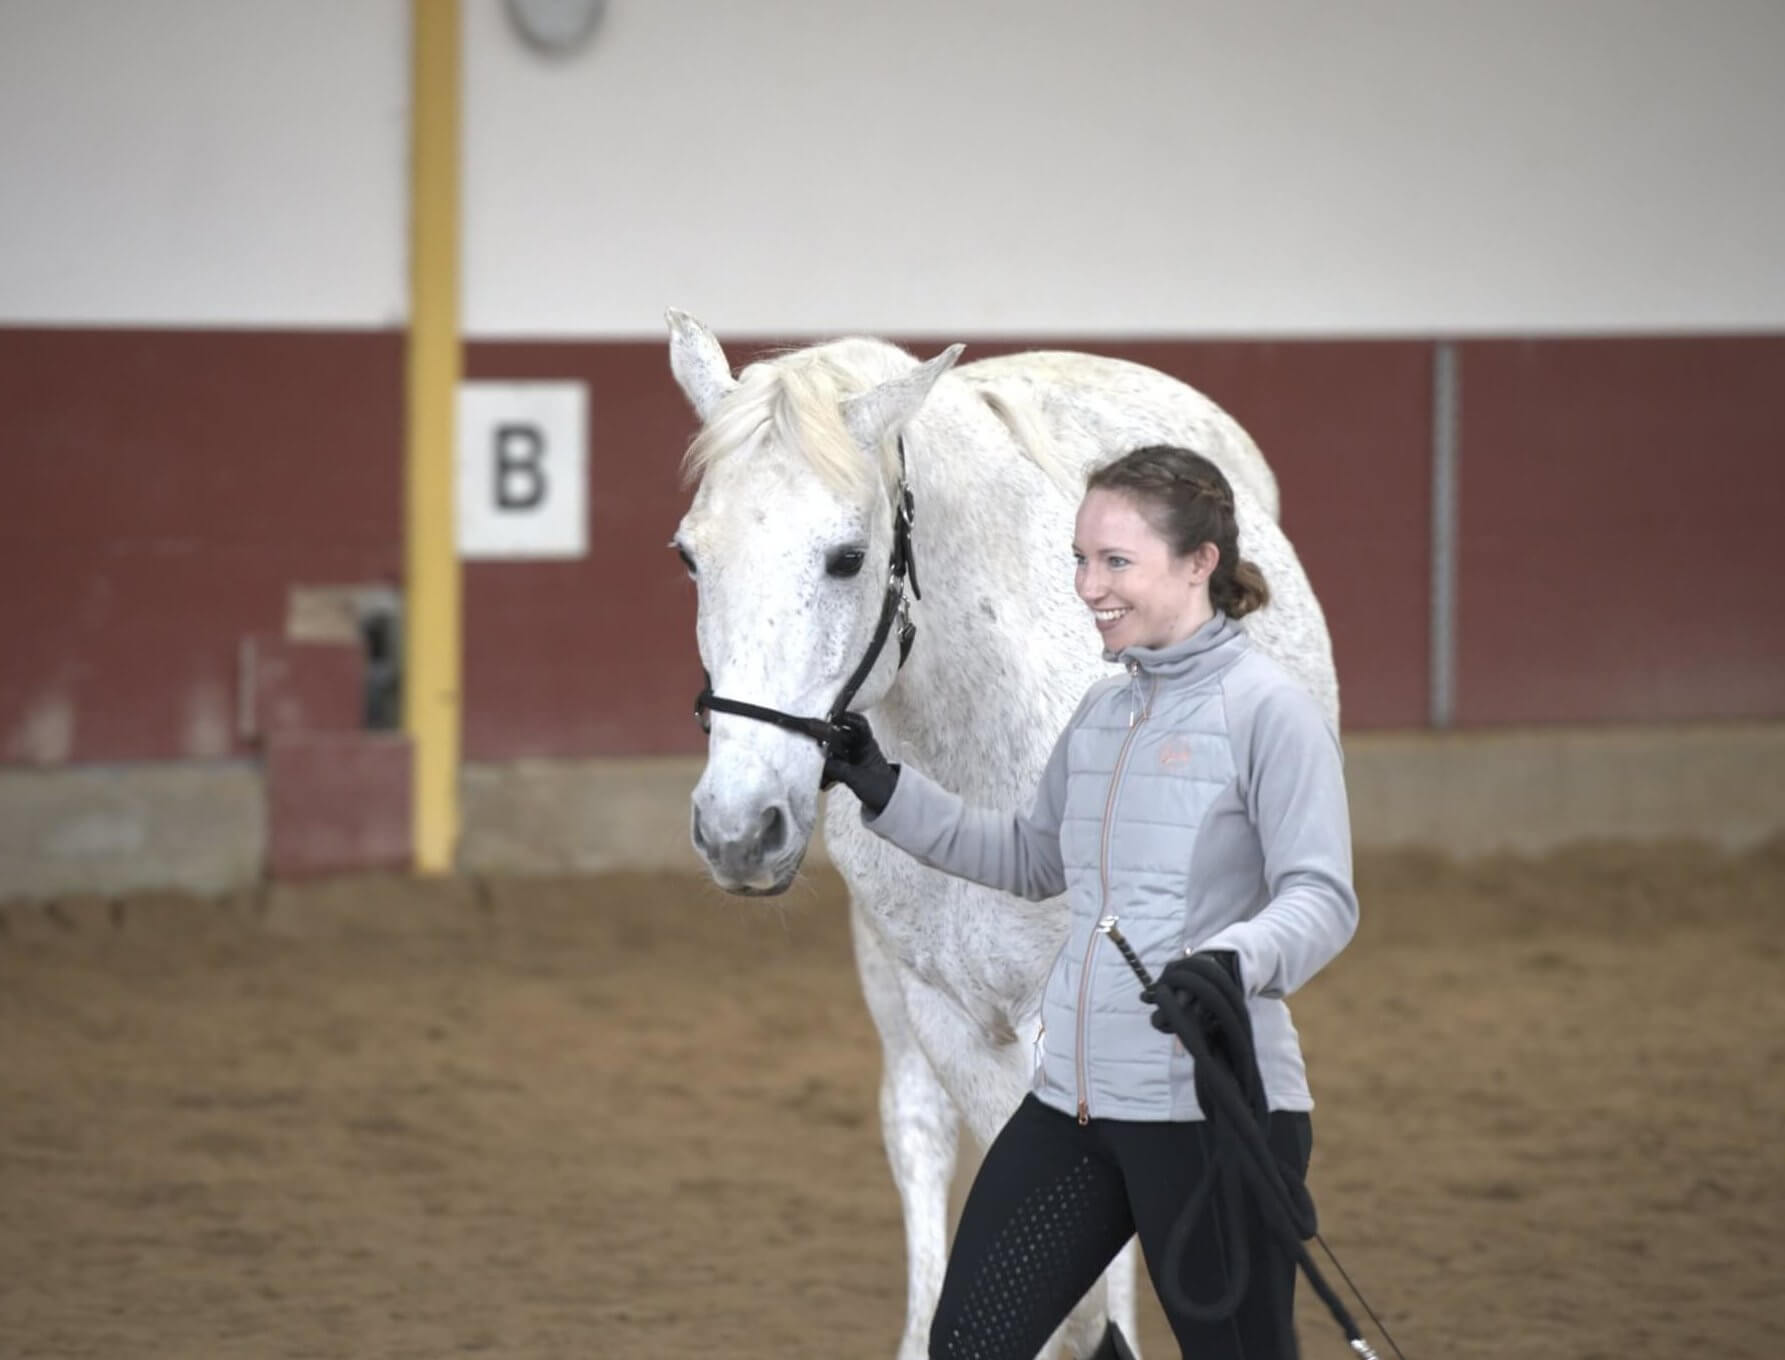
[456,382,588,559]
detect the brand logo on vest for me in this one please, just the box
[1157,736,1195,770]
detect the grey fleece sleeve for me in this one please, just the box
[1200,683,1360,998]
[860,726,1073,902]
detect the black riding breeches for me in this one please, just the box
[929,1094,1313,1360]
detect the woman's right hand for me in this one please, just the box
[820,712,900,815]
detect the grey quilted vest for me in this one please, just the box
[868,612,1358,1123]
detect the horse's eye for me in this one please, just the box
[672,542,697,576]
[826,547,866,579]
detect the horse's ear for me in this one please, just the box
[842,344,966,454]
[666,308,737,423]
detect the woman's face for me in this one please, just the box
[1072,489,1216,652]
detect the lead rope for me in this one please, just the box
[1097,920,1406,1360]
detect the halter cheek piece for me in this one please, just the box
[694,438,919,753]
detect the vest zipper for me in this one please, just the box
[1075,670,1156,1124]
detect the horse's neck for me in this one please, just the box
[875,397,1099,802]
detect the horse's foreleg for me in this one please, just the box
[851,907,959,1360]
[880,1027,959,1360]
[1109,1240,1140,1351]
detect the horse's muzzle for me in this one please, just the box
[691,799,804,894]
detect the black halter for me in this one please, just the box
[694,438,920,752]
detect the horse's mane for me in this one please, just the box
[972,383,1079,500]
[681,341,901,500]
[680,338,1078,502]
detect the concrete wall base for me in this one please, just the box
[458,757,715,877]
[3,724,1782,901]
[1343,722,1785,855]
[0,761,265,901]
[461,722,1785,876]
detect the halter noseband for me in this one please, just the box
[693,437,920,752]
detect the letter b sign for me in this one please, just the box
[457,382,588,559]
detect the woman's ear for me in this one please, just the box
[1186,541,1220,585]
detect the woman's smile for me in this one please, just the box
[1091,606,1131,632]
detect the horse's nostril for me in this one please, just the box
[759,805,786,857]
[691,807,709,853]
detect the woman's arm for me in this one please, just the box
[861,726,1074,902]
[1199,684,1360,998]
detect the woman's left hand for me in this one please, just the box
[1145,949,1242,1035]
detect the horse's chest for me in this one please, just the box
[830,815,1059,1000]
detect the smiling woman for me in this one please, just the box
[828,442,1357,1358]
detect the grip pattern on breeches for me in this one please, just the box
[932,1154,1124,1360]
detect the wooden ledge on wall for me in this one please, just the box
[265,731,412,879]
[243,631,413,880]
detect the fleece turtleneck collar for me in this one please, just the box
[1106,610,1250,685]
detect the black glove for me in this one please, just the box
[1145,950,1243,1037]
[819,711,900,816]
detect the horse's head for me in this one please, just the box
[666,309,960,895]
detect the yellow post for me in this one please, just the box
[405,0,462,873]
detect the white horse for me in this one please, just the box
[667,309,1338,1360]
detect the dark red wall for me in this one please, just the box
[460,341,708,758]
[2,327,1780,767]
[0,329,402,763]
[1454,337,1785,723]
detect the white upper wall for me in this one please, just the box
[0,0,408,328]
[4,0,1783,335]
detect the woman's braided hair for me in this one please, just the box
[1084,445,1271,619]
